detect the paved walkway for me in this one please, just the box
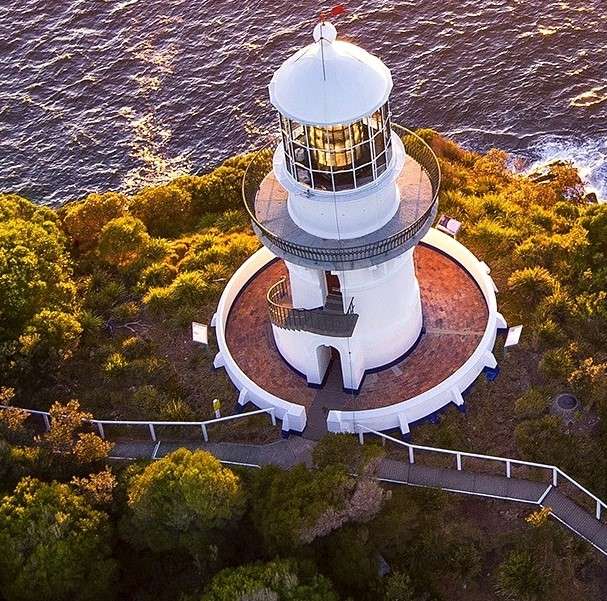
[110,436,607,557]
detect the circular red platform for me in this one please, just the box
[225,244,489,413]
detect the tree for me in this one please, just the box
[568,357,607,409]
[201,559,339,601]
[17,309,82,365]
[0,477,117,601]
[514,415,571,471]
[130,184,193,237]
[384,571,416,601]
[312,433,384,472]
[495,549,551,601]
[71,468,117,507]
[37,400,112,473]
[61,192,127,249]
[250,464,387,554]
[97,215,152,268]
[0,203,78,348]
[124,448,244,555]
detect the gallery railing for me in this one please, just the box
[267,277,358,337]
[242,124,441,267]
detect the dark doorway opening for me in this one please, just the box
[325,271,340,295]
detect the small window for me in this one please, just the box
[333,169,355,191]
[355,164,374,187]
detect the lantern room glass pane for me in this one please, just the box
[355,164,374,187]
[333,169,355,191]
[311,170,333,191]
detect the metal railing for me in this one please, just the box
[267,277,358,337]
[0,404,276,444]
[242,125,441,268]
[356,425,607,522]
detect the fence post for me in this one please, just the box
[148,423,157,442]
[269,408,276,426]
[408,446,415,464]
[42,413,50,432]
[201,424,209,443]
[358,430,364,445]
[456,453,462,471]
[552,468,558,487]
[96,422,105,439]
[597,501,602,521]
[381,435,386,447]
[506,460,511,478]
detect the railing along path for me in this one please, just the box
[0,404,275,444]
[3,404,607,555]
[356,425,607,520]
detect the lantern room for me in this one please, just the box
[278,103,393,192]
[269,21,395,194]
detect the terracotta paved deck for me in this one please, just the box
[225,244,489,412]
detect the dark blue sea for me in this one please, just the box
[0,0,605,205]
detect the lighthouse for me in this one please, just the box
[213,21,506,437]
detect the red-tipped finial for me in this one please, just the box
[320,4,346,22]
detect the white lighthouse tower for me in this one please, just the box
[213,20,505,436]
[259,20,428,391]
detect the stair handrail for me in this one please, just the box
[356,424,607,520]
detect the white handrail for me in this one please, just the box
[0,405,276,444]
[356,424,607,521]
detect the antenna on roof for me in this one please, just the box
[317,4,347,81]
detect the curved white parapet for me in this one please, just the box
[213,246,307,432]
[327,228,505,434]
[213,228,504,435]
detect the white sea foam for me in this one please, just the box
[527,136,607,202]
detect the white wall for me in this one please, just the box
[273,324,366,390]
[274,249,423,385]
[339,249,423,369]
[212,248,307,432]
[286,262,326,309]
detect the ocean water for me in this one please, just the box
[0,0,605,205]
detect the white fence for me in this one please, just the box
[356,425,607,521]
[0,405,276,444]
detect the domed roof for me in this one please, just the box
[268,22,393,126]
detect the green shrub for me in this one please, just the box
[0,477,117,601]
[144,271,211,315]
[97,216,151,268]
[137,262,178,291]
[62,191,127,248]
[103,351,128,377]
[124,448,244,554]
[495,549,550,601]
[130,184,194,237]
[514,389,550,420]
[201,559,339,601]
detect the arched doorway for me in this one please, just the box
[306,345,347,439]
[314,344,341,387]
